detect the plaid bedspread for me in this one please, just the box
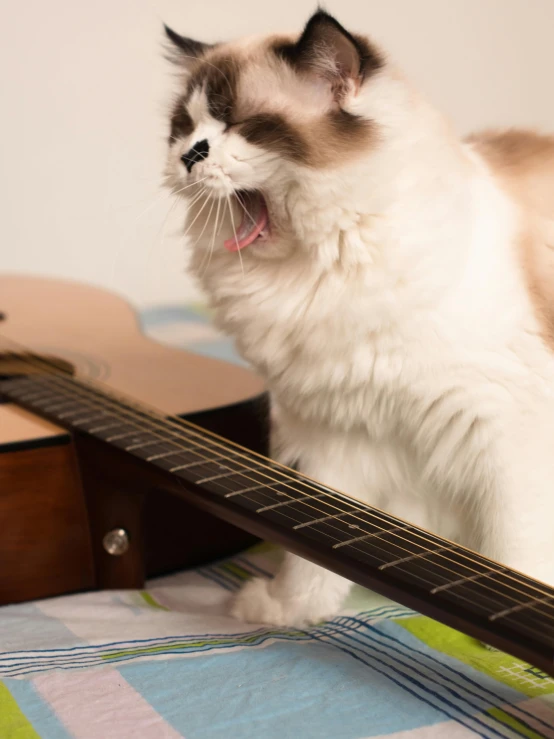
[1,305,553,739]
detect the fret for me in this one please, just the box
[146,449,188,462]
[144,447,207,470]
[275,497,362,533]
[439,580,554,637]
[224,482,279,498]
[196,464,267,485]
[58,405,96,419]
[70,413,107,426]
[430,568,508,594]
[126,441,180,461]
[108,432,170,456]
[378,545,455,571]
[91,422,137,439]
[169,455,230,473]
[489,595,554,622]
[366,545,491,593]
[332,525,410,550]
[105,430,142,442]
[409,558,542,622]
[422,560,554,631]
[222,483,308,514]
[256,493,325,513]
[196,462,284,493]
[491,605,554,646]
[288,497,395,540]
[123,438,184,460]
[488,570,554,600]
[13,389,52,403]
[228,474,319,505]
[126,438,165,452]
[481,572,554,631]
[243,494,383,543]
[294,511,350,530]
[326,526,462,574]
[88,421,124,433]
[43,400,79,415]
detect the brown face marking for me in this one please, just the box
[169,97,194,143]
[187,55,239,126]
[326,109,373,141]
[240,113,310,164]
[305,110,375,168]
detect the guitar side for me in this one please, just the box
[0,275,267,605]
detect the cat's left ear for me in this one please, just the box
[163,25,214,68]
[278,11,382,100]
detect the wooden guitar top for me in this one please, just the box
[0,275,264,445]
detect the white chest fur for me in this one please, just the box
[192,155,554,559]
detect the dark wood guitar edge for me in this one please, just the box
[72,394,269,589]
[0,433,71,454]
[73,431,554,677]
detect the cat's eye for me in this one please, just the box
[225,120,246,132]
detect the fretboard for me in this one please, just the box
[2,372,554,674]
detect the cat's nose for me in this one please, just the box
[181,139,210,172]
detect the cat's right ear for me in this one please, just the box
[163,25,214,68]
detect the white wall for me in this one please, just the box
[1,0,554,307]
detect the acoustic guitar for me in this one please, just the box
[1,275,553,677]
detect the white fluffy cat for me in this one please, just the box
[163,11,554,627]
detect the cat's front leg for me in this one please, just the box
[230,428,367,626]
[230,551,352,627]
[470,413,554,590]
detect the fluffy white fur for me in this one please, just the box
[165,28,554,627]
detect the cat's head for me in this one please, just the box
[163,11,389,259]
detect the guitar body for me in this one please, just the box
[0,275,267,605]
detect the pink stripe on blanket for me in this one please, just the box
[33,668,183,739]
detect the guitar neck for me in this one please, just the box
[2,371,554,676]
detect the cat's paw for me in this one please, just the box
[230,578,285,626]
[230,577,334,628]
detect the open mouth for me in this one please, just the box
[223,191,270,252]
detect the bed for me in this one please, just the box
[1,303,553,739]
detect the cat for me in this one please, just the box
[163,10,554,627]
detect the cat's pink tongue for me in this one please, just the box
[224,194,269,252]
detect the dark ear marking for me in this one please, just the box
[274,10,382,89]
[163,24,214,65]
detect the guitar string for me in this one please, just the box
[2,339,554,624]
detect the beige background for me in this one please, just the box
[1,0,553,307]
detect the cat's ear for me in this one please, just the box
[277,10,382,100]
[163,25,214,67]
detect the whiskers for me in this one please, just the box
[122,178,259,296]
[226,193,244,276]
[191,188,257,280]
[235,192,257,229]
[198,196,223,278]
